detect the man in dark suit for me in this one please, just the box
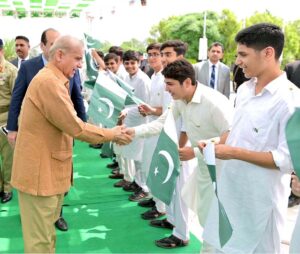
[7,28,86,232]
[284,60,300,88]
[10,35,30,69]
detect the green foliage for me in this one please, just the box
[3,39,16,61]
[147,9,300,68]
[120,38,148,53]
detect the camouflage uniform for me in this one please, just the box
[0,59,17,193]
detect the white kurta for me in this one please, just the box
[203,74,300,253]
[135,83,233,224]
[121,69,150,161]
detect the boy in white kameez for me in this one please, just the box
[203,23,300,254]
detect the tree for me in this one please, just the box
[217,9,241,66]
[148,12,223,61]
[120,38,148,53]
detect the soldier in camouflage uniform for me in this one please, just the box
[0,38,17,203]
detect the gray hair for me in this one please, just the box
[49,35,84,60]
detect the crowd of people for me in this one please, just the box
[0,22,300,253]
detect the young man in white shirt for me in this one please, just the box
[203,23,300,254]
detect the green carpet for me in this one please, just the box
[0,141,201,253]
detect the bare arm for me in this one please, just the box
[215,145,278,169]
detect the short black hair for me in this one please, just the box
[15,35,30,43]
[109,46,123,60]
[146,42,161,52]
[41,28,58,45]
[104,53,119,63]
[160,40,188,56]
[235,23,284,60]
[208,42,224,52]
[162,59,196,86]
[123,50,140,62]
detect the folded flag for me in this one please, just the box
[203,142,233,247]
[147,109,180,205]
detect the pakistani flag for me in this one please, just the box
[84,49,99,89]
[203,142,233,247]
[84,33,102,49]
[286,107,300,177]
[88,71,145,128]
[107,70,134,96]
[147,110,180,205]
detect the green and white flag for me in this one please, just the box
[88,72,128,127]
[84,33,102,49]
[83,49,99,89]
[107,70,134,96]
[88,72,145,127]
[147,110,180,205]
[203,142,233,247]
[286,107,300,177]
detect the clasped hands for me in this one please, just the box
[111,125,136,145]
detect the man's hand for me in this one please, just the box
[291,174,300,197]
[178,147,195,161]
[118,111,127,122]
[197,141,207,154]
[7,131,17,148]
[111,126,132,145]
[138,104,154,116]
[124,127,136,139]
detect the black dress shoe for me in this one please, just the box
[141,206,165,220]
[1,192,13,203]
[109,172,124,179]
[114,179,130,188]
[138,198,155,208]
[89,143,103,149]
[107,161,119,169]
[100,153,109,158]
[129,189,149,202]
[150,218,174,229]
[155,235,189,248]
[0,191,3,198]
[122,181,139,192]
[55,217,68,231]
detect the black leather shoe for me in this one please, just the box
[0,191,3,198]
[89,143,103,149]
[100,153,109,158]
[155,235,189,248]
[107,161,119,169]
[1,192,13,203]
[150,218,174,229]
[55,217,68,231]
[129,189,149,202]
[138,198,155,208]
[109,172,124,179]
[123,181,139,192]
[114,179,130,188]
[141,206,165,220]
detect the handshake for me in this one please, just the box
[111,125,135,145]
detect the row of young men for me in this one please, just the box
[1,22,300,253]
[92,23,300,253]
[95,24,299,253]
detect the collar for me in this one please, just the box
[42,54,48,66]
[190,82,202,104]
[208,60,219,68]
[247,72,286,96]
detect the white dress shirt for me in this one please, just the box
[203,73,300,253]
